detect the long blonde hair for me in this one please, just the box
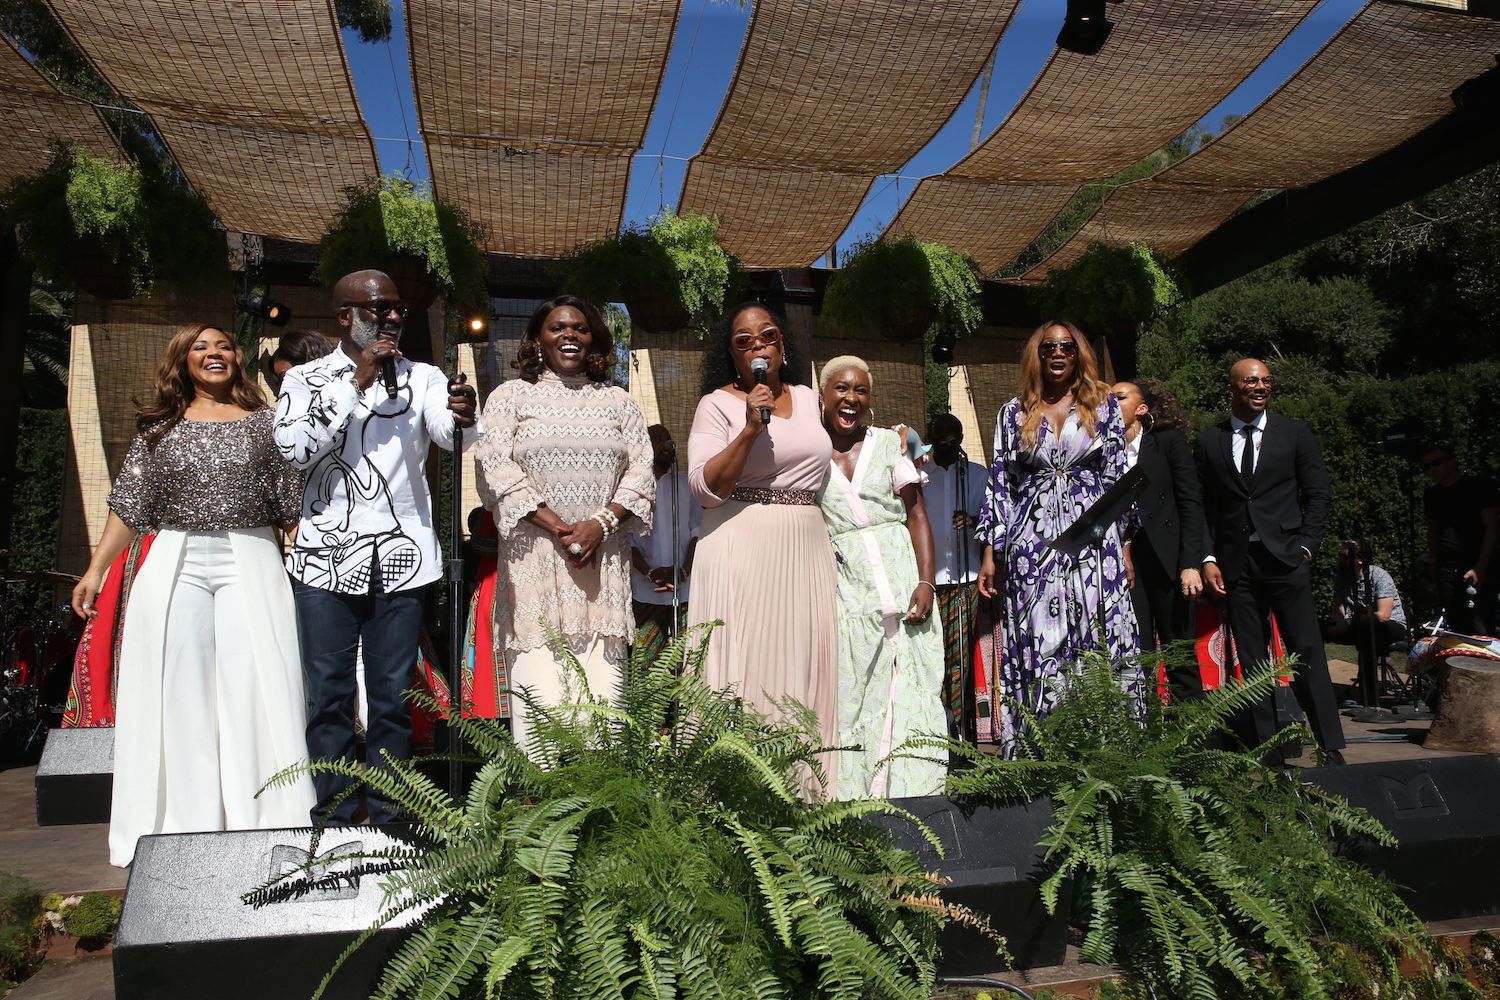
[136,323,267,447]
[1017,320,1109,449]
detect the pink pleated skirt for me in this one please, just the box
[688,499,839,783]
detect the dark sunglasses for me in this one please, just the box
[343,299,409,319]
[732,329,782,352]
[1038,340,1078,357]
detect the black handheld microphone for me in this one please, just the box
[380,351,399,399]
[750,356,770,425]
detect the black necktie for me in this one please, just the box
[1239,425,1255,486]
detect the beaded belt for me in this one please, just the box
[729,486,817,506]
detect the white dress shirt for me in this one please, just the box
[1229,409,1267,475]
[921,458,987,585]
[274,346,480,594]
[630,470,701,605]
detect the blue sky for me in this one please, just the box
[344,0,1365,263]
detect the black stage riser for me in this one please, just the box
[1300,754,1500,921]
[872,795,1068,975]
[114,827,421,1000]
[35,726,113,826]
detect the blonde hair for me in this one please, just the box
[819,354,871,390]
[1018,320,1109,449]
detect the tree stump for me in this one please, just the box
[1426,655,1500,753]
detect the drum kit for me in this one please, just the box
[0,568,80,761]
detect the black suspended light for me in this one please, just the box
[1057,0,1114,56]
[235,289,291,327]
[931,325,960,364]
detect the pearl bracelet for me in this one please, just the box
[592,513,615,538]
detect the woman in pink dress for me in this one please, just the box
[687,302,838,770]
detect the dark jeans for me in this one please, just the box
[1224,542,1346,752]
[1437,567,1497,636]
[293,580,425,824]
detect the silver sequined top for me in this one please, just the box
[108,410,303,532]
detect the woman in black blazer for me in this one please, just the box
[1113,379,1206,701]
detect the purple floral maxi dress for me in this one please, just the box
[977,396,1143,749]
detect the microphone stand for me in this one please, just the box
[954,449,974,746]
[670,451,682,638]
[446,374,467,799]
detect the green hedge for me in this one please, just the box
[8,407,67,618]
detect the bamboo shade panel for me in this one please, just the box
[1154,2,1500,191]
[1,38,118,186]
[888,179,1080,273]
[428,139,631,258]
[953,0,1318,183]
[629,330,705,447]
[679,160,873,268]
[808,332,928,434]
[1019,184,1251,283]
[46,0,368,134]
[407,0,678,148]
[700,0,1018,173]
[958,325,1034,461]
[153,119,377,242]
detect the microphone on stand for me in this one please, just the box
[750,357,770,425]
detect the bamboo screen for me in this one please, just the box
[681,0,1019,268]
[956,324,1032,461]
[0,37,118,186]
[887,180,1079,274]
[1019,184,1251,283]
[679,163,875,269]
[407,0,679,257]
[1154,1,1500,191]
[46,0,378,240]
[952,0,1318,183]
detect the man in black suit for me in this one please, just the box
[1197,358,1345,761]
[1113,380,1206,702]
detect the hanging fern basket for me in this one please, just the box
[69,234,136,301]
[382,252,439,313]
[622,285,690,333]
[882,300,939,343]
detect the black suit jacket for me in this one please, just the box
[1134,428,1205,578]
[1195,413,1331,579]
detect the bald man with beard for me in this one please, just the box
[274,269,479,823]
[1197,358,1345,764]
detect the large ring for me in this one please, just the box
[568,543,583,556]
[80,602,91,610]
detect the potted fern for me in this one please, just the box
[915,654,1431,999]
[1034,241,1180,378]
[251,624,988,999]
[2,143,227,300]
[821,236,981,342]
[316,175,489,316]
[559,211,738,334]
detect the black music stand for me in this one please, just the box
[1045,465,1145,643]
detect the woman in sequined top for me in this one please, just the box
[476,296,654,753]
[71,323,314,867]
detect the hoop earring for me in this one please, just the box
[1140,411,1155,434]
[862,406,876,428]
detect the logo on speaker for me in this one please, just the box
[267,840,365,902]
[1378,772,1449,820]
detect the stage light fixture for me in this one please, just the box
[459,313,491,342]
[1057,0,1113,55]
[931,325,959,364]
[235,290,291,327]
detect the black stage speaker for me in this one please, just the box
[35,726,113,825]
[871,795,1067,975]
[1300,754,1500,920]
[113,826,424,1000]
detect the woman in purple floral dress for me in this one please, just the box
[977,321,1142,749]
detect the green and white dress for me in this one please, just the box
[819,428,948,800]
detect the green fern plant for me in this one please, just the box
[249,623,988,999]
[315,175,490,315]
[821,236,981,341]
[910,652,1427,1000]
